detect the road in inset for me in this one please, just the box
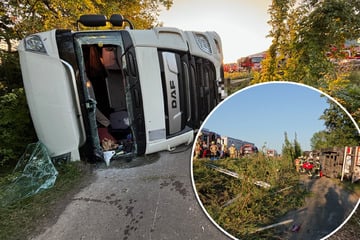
[275,175,359,240]
[31,146,229,240]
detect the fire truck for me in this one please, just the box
[223,63,239,73]
[237,52,266,72]
[239,143,258,156]
[327,39,360,69]
[18,14,224,163]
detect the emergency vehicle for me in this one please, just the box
[18,14,224,162]
[221,136,253,150]
[239,143,258,156]
[223,63,239,73]
[266,149,278,157]
[238,52,266,72]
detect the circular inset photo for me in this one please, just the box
[191,82,360,240]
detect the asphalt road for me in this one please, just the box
[275,175,360,240]
[31,146,230,240]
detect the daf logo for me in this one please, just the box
[170,80,177,108]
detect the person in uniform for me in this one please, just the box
[222,144,228,158]
[194,141,202,160]
[202,141,208,158]
[229,144,236,159]
[294,158,300,172]
[210,141,218,160]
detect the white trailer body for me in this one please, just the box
[18,16,223,162]
[221,136,254,150]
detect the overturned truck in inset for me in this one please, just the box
[319,146,360,183]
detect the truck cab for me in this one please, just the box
[18,14,224,163]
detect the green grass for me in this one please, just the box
[0,161,92,240]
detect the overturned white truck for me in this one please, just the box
[18,14,224,162]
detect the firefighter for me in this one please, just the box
[194,141,202,160]
[294,158,300,172]
[314,157,322,178]
[201,141,208,158]
[222,144,228,158]
[229,144,236,159]
[210,141,218,160]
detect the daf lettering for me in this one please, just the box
[170,80,177,108]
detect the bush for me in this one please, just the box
[193,155,307,239]
[0,88,36,167]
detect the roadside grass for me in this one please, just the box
[193,154,307,239]
[224,71,254,95]
[224,71,253,80]
[0,161,92,240]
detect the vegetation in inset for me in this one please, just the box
[193,153,308,239]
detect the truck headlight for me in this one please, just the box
[194,33,212,54]
[24,35,47,54]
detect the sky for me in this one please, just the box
[158,0,273,63]
[201,82,331,153]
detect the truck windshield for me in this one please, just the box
[74,31,138,159]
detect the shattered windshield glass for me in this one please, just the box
[0,142,58,207]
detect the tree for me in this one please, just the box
[318,100,360,147]
[310,99,360,151]
[0,0,173,52]
[294,0,360,87]
[282,132,302,163]
[254,0,360,146]
[294,133,302,158]
[329,71,360,127]
[254,0,297,82]
[254,0,360,89]
[310,130,329,150]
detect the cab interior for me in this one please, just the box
[82,44,134,158]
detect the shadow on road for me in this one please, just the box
[274,176,358,240]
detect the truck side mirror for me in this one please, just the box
[109,14,124,27]
[78,15,107,28]
[111,14,135,29]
